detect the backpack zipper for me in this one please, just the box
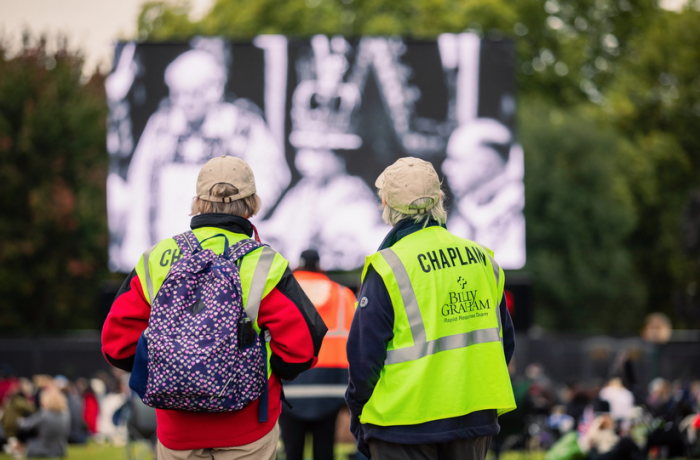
[211,374,234,400]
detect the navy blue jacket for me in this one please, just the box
[282,367,348,421]
[345,219,515,454]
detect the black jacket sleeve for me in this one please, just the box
[500,292,515,365]
[345,265,394,444]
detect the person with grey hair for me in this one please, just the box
[345,157,516,460]
[443,118,525,269]
[118,46,290,270]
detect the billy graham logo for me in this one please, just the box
[442,275,491,320]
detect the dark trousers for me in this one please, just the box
[279,410,338,460]
[368,436,491,460]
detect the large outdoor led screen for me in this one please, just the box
[106,35,524,272]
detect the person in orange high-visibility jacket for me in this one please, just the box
[279,249,356,460]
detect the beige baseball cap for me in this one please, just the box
[375,157,441,214]
[196,155,256,203]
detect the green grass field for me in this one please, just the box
[0,441,151,460]
[0,442,545,460]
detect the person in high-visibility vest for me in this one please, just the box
[102,156,327,460]
[279,249,356,460]
[345,157,516,460]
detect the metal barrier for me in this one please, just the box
[513,334,700,384]
[0,334,110,379]
[0,333,697,385]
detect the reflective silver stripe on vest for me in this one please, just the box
[245,246,276,323]
[382,246,502,365]
[385,327,501,365]
[478,244,500,286]
[143,244,157,302]
[380,248,426,345]
[478,244,503,341]
[282,384,348,398]
[326,283,349,337]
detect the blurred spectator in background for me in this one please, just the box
[565,383,591,428]
[18,385,70,458]
[0,367,18,403]
[279,249,356,460]
[647,378,672,417]
[79,378,99,436]
[644,378,696,458]
[599,378,635,421]
[588,383,611,414]
[641,313,672,344]
[31,375,52,411]
[1,378,35,457]
[95,377,128,445]
[525,363,556,416]
[547,406,575,441]
[611,348,644,406]
[59,380,87,444]
[578,413,642,460]
[691,380,700,413]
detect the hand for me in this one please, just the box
[357,435,371,458]
[351,417,371,458]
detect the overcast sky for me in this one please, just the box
[0,0,689,76]
[0,0,214,74]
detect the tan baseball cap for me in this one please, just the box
[196,155,256,203]
[375,157,441,214]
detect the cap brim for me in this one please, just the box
[375,172,385,189]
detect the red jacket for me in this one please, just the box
[101,215,327,450]
[83,391,99,434]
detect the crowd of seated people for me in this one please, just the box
[0,369,131,458]
[493,363,700,460]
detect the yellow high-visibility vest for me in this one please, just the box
[134,226,289,378]
[359,226,516,426]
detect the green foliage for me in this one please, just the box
[522,100,646,332]
[609,7,700,151]
[0,39,108,332]
[138,1,199,41]
[604,8,700,325]
[0,441,153,460]
[135,0,658,107]
[510,0,658,106]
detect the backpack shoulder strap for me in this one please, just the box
[231,241,277,324]
[172,231,203,258]
[228,239,264,263]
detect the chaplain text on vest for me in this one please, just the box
[416,245,488,273]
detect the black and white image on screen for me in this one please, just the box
[106,37,289,271]
[106,35,525,272]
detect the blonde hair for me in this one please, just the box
[41,386,67,413]
[378,188,448,227]
[191,183,262,217]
